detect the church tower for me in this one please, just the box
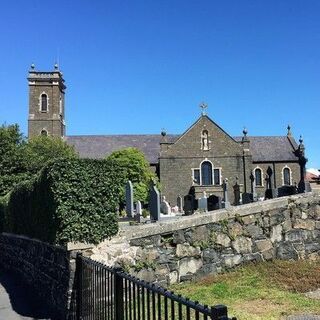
[28,64,66,138]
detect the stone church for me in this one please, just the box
[27,66,307,205]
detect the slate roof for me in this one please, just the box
[234,136,299,162]
[65,135,179,164]
[66,134,299,164]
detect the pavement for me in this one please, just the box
[0,268,52,320]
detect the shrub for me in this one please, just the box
[5,158,126,245]
[0,193,10,232]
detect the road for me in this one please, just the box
[0,268,52,320]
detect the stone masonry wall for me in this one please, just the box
[89,192,320,286]
[0,233,75,320]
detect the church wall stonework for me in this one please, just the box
[253,162,300,197]
[28,70,65,138]
[159,116,251,204]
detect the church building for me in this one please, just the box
[27,66,306,205]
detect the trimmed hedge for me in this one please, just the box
[0,193,10,233]
[5,158,126,245]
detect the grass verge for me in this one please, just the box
[171,259,320,320]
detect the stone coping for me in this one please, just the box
[118,192,318,240]
[63,192,317,249]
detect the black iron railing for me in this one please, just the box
[70,254,236,320]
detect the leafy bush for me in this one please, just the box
[0,123,78,197]
[106,147,160,203]
[0,193,10,233]
[5,158,126,245]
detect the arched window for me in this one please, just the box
[283,167,291,185]
[41,93,48,112]
[40,129,48,136]
[201,161,212,185]
[255,168,262,186]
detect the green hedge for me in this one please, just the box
[0,193,10,233]
[5,158,126,244]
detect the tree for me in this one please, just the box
[106,147,159,203]
[22,135,78,174]
[0,124,28,196]
[0,123,78,197]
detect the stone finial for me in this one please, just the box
[161,129,166,137]
[54,63,59,70]
[299,135,303,145]
[200,102,208,116]
[287,124,292,136]
[30,63,35,70]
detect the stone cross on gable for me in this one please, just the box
[200,102,208,116]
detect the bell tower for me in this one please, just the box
[28,63,66,138]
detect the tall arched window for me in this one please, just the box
[41,93,48,112]
[283,167,291,185]
[255,168,262,186]
[201,161,212,185]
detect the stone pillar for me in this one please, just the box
[222,179,231,209]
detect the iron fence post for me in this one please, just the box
[210,304,228,320]
[76,253,83,320]
[114,268,124,320]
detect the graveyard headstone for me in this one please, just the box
[149,185,160,222]
[177,195,183,212]
[207,195,222,211]
[198,192,208,212]
[160,196,171,215]
[136,201,142,215]
[125,181,134,217]
[233,182,240,206]
[242,192,253,204]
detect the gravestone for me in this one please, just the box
[242,192,253,204]
[265,167,277,199]
[149,185,160,222]
[136,201,142,215]
[277,185,297,197]
[160,196,171,215]
[222,179,231,209]
[250,172,257,200]
[125,181,134,217]
[207,195,222,211]
[177,195,183,212]
[233,181,240,206]
[183,194,195,215]
[198,192,208,212]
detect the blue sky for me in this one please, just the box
[0,0,319,168]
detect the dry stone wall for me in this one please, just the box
[90,192,320,286]
[0,233,75,320]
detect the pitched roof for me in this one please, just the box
[66,134,299,163]
[65,135,179,164]
[234,136,299,162]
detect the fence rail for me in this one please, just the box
[70,254,236,320]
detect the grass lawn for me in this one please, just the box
[171,259,320,320]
